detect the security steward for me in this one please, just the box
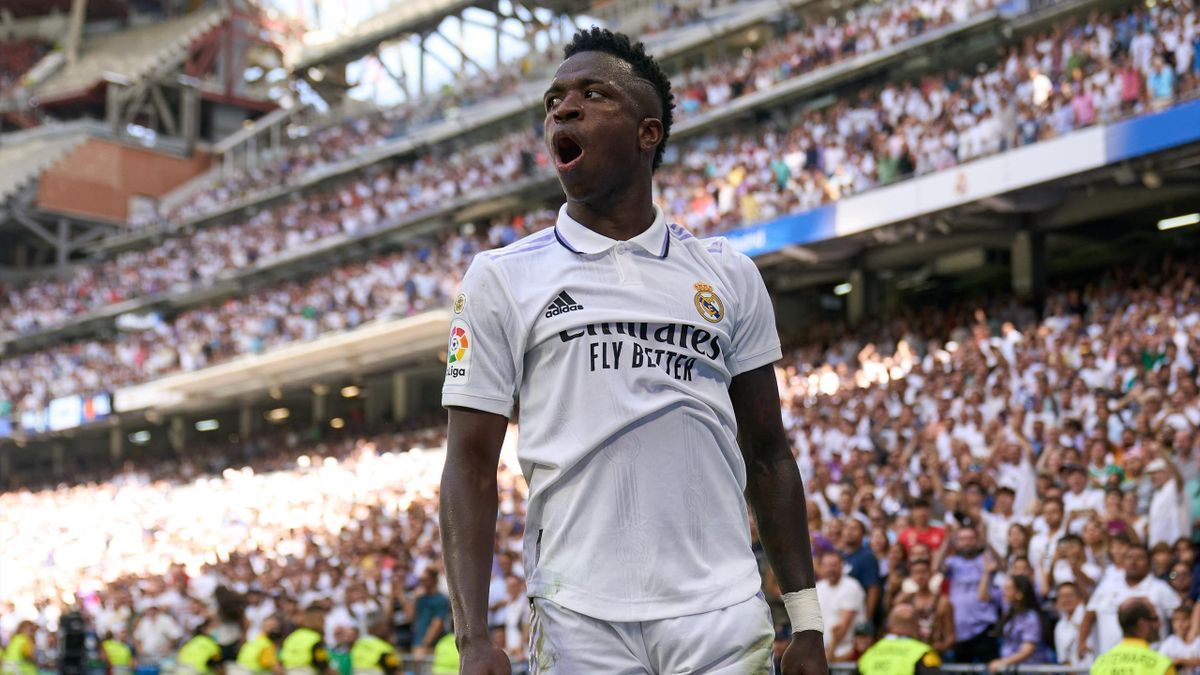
[101,630,136,675]
[858,604,942,675]
[233,616,283,675]
[176,619,224,675]
[1090,598,1175,675]
[279,608,331,675]
[348,632,399,675]
[1,621,37,675]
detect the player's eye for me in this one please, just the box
[545,96,562,110]
[585,90,603,99]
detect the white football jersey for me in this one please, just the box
[443,204,782,622]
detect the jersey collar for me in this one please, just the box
[553,203,670,258]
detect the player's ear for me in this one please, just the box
[638,117,663,155]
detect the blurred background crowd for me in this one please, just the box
[1,0,1199,672]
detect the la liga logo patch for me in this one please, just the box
[446,319,471,383]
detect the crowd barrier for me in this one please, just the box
[390,657,1091,674]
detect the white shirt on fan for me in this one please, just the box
[444,205,782,622]
[816,575,866,658]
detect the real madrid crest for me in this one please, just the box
[453,293,466,314]
[693,282,724,323]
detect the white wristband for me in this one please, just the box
[783,588,823,634]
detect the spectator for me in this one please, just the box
[987,574,1046,672]
[893,558,956,654]
[898,500,947,555]
[1147,55,1177,111]
[1081,545,1180,657]
[1158,607,1200,674]
[1148,456,1192,546]
[816,550,867,662]
[841,519,884,622]
[411,571,450,657]
[132,605,183,668]
[943,528,999,663]
[1054,581,1096,667]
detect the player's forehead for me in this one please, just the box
[548,51,635,91]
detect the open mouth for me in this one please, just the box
[554,134,585,170]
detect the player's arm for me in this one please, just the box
[441,407,512,669]
[439,254,521,674]
[1076,610,1096,660]
[730,363,827,672]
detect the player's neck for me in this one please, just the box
[565,181,655,241]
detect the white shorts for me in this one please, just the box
[528,593,775,674]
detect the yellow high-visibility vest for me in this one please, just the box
[1090,638,1174,675]
[858,636,940,675]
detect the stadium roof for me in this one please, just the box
[292,0,590,71]
[0,0,129,19]
[30,7,227,104]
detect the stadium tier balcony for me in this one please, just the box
[1,0,1198,431]
[1,254,1196,670]
[0,0,1004,346]
[160,0,1001,231]
[13,8,228,106]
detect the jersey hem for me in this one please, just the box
[442,391,513,417]
[729,345,783,377]
[526,568,762,623]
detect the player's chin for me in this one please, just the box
[555,167,597,198]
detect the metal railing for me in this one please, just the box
[830,664,1091,674]
[390,657,1088,674]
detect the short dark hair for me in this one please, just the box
[1126,544,1151,559]
[563,27,675,171]
[1056,581,1080,595]
[1117,598,1155,635]
[912,498,931,509]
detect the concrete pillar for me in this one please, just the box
[52,442,65,477]
[495,18,503,67]
[169,416,186,453]
[418,34,427,95]
[847,268,866,326]
[181,84,199,151]
[109,425,124,465]
[1011,227,1046,312]
[56,219,70,273]
[239,403,254,439]
[365,375,389,424]
[391,372,409,423]
[312,390,327,426]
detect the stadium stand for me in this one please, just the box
[0,128,90,205]
[1,0,1199,672]
[2,254,1198,671]
[2,0,1197,410]
[20,8,228,104]
[0,38,49,94]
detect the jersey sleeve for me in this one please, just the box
[727,250,782,376]
[441,254,523,417]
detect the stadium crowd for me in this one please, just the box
[2,255,1199,672]
[662,0,1200,235]
[0,209,556,419]
[2,0,1195,351]
[0,131,541,341]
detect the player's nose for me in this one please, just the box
[552,90,584,122]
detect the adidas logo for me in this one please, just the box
[544,290,584,318]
